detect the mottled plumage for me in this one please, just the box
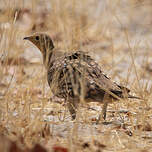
[24,33,139,121]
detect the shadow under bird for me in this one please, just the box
[24,33,140,121]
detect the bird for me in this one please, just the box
[24,33,140,121]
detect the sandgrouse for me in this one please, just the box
[24,33,139,121]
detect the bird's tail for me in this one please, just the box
[128,95,141,100]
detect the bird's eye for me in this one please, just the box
[35,36,39,41]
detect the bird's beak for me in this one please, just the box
[23,37,29,40]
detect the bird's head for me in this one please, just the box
[24,33,54,67]
[24,33,54,54]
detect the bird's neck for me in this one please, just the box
[43,47,53,69]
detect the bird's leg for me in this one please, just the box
[96,93,109,124]
[67,99,79,120]
[102,100,108,120]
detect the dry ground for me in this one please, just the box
[0,0,152,151]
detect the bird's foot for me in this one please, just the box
[96,114,107,124]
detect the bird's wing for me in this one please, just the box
[48,51,129,99]
[68,51,131,98]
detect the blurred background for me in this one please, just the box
[0,0,152,151]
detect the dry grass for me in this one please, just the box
[0,0,152,151]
